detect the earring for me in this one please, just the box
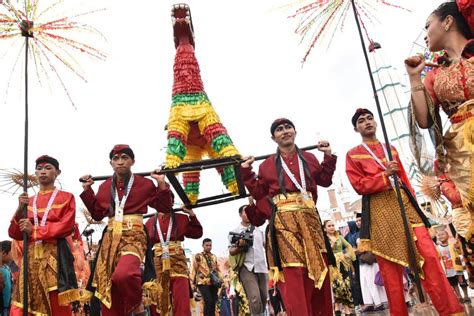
[445,26,449,32]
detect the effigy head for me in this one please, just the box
[172,3,194,48]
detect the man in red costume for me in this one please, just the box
[345,108,464,316]
[240,118,336,316]
[80,144,173,316]
[144,207,203,316]
[9,155,79,315]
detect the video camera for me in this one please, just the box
[82,228,95,237]
[229,227,254,252]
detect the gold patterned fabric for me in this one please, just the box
[268,192,328,289]
[359,189,425,272]
[444,100,474,239]
[12,243,61,315]
[191,252,219,286]
[153,242,189,316]
[410,57,474,236]
[93,215,147,308]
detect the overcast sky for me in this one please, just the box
[0,0,443,255]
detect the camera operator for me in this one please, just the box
[228,203,268,316]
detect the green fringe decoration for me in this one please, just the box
[184,182,200,194]
[211,135,234,153]
[221,166,236,184]
[172,93,210,107]
[166,137,187,160]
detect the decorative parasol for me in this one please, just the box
[0,169,38,194]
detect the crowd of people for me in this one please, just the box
[0,0,473,315]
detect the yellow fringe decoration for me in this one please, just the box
[184,145,203,161]
[167,119,190,136]
[164,154,182,169]
[58,288,81,306]
[198,113,221,132]
[226,180,239,195]
[169,101,213,124]
[187,193,199,204]
[219,145,239,157]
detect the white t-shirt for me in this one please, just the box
[230,223,268,274]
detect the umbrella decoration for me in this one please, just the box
[287,0,409,63]
[0,169,39,194]
[0,0,106,106]
[0,168,65,195]
[0,0,105,313]
[285,0,427,303]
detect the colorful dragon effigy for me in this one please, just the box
[165,3,240,204]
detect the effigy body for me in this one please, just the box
[165,4,239,204]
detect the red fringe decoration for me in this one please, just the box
[183,172,200,183]
[168,131,187,144]
[203,123,228,143]
[173,44,205,95]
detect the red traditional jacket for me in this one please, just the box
[80,175,172,221]
[241,150,337,202]
[241,149,336,225]
[345,141,414,196]
[144,212,203,242]
[9,190,76,242]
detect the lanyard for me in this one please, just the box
[280,154,309,199]
[156,215,173,257]
[114,175,134,223]
[361,142,395,187]
[32,188,59,254]
[33,188,59,228]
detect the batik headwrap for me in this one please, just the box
[351,108,373,127]
[109,144,135,160]
[270,118,295,136]
[35,155,60,170]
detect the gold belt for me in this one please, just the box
[273,192,315,211]
[153,241,184,257]
[107,214,144,231]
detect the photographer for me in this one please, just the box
[229,204,268,316]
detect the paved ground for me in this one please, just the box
[362,301,473,315]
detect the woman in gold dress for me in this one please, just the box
[405,0,473,286]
